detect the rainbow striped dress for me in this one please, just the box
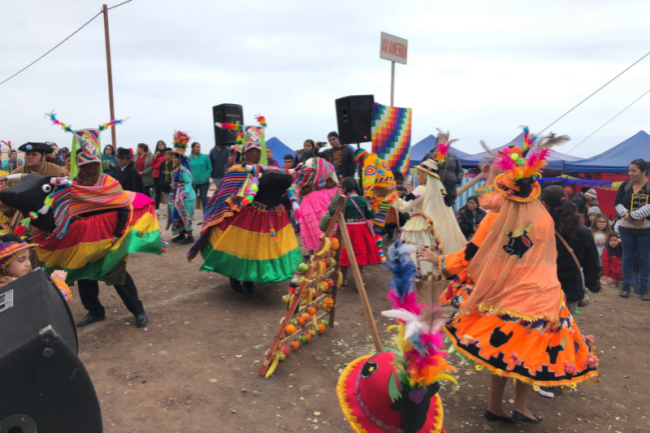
[188,166,302,283]
[37,174,163,283]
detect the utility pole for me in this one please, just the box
[102,4,117,147]
[390,60,395,106]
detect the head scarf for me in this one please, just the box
[463,128,570,322]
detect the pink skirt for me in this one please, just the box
[298,188,337,251]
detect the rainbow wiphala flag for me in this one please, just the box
[371,103,412,175]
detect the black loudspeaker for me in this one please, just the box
[0,269,103,433]
[335,95,375,144]
[213,103,244,146]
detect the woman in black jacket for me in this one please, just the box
[456,195,486,240]
[541,185,601,310]
[538,185,601,400]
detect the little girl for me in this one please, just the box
[0,234,72,301]
[590,213,612,262]
[338,177,381,286]
[602,232,623,291]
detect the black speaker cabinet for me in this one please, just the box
[335,95,375,145]
[0,269,103,433]
[213,103,244,146]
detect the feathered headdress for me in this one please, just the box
[172,131,190,155]
[1,141,12,151]
[483,126,570,201]
[381,240,456,390]
[46,111,127,134]
[434,129,458,164]
[484,126,569,182]
[215,115,268,150]
[46,111,127,177]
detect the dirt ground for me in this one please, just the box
[70,213,650,433]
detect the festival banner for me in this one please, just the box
[370,103,412,175]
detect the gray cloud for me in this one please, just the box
[1,0,648,158]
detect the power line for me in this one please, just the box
[539,50,650,134]
[108,0,133,10]
[566,87,650,154]
[0,1,132,88]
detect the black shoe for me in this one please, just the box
[76,314,106,328]
[620,285,631,298]
[512,410,543,424]
[179,236,194,245]
[171,233,186,243]
[243,282,257,298]
[135,313,148,328]
[641,288,650,301]
[229,278,243,293]
[483,410,515,423]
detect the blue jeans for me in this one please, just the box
[620,231,650,288]
[212,177,223,189]
[193,182,210,211]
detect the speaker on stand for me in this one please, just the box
[212,104,244,146]
[334,95,375,146]
[334,95,375,188]
[0,269,103,433]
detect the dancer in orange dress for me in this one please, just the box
[418,128,599,425]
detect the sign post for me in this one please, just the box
[380,32,408,106]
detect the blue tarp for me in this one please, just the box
[409,134,470,168]
[265,137,295,163]
[564,131,650,173]
[459,133,582,171]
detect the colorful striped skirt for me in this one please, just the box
[36,201,163,284]
[199,202,302,284]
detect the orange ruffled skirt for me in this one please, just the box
[443,277,600,388]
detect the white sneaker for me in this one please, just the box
[538,387,554,399]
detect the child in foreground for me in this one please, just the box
[0,234,72,301]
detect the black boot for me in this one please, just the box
[243,281,257,298]
[135,312,148,327]
[641,287,650,301]
[620,285,631,298]
[229,278,243,293]
[171,232,186,243]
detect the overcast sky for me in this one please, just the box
[1,0,649,158]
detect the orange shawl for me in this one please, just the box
[462,191,562,322]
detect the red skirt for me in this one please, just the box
[340,222,380,267]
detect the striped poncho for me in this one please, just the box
[51,174,136,239]
[187,165,248,261]
[37,174,162,283]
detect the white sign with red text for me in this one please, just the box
[380,32,408,65]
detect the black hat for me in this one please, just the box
[18,142,55,154]
[116,147,133,159]
[327,131,339,140]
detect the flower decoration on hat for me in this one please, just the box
[172,131,190,155]
[434,129,458,164]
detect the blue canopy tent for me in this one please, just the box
[564,131,650,173]
[409,135,470,168]
[265,137,296,163]
[459,133,582,171]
